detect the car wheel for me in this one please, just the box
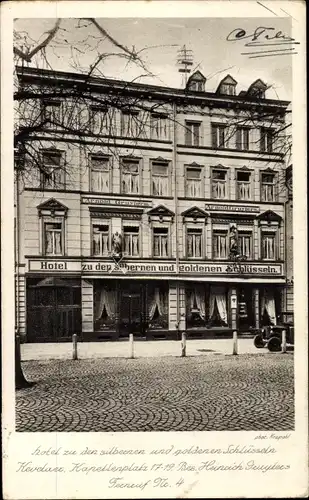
[254,334,265,348]
[268,336,281,352]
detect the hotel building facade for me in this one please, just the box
[15,67,292,342]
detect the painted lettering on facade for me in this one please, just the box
[205,204,260,213]
[82,197,152,208]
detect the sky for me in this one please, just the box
[14,17,292,101]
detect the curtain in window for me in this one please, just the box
[55,232,62,254]
[95,288,117,320]
[188,287,205,319]
[148,287,164,320]
[45,231,53,254]
[260,289,277,325]
[209,286,227,324]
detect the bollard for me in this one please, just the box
[129,333,134,359]
[72,334,78,360]
[281,329,287,353]
[181,331,186,357]
[232,330,238,355]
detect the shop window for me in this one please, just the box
[212,169,227,199]
[148,284,168,329]
[123,226,140,256]
[121,158,140,194]
[121,110,140,137]
[260,288,278,326]
[261,173,276,202]
[94,284,117,329]
[186,166,202,198]
[153,227,168,258]
[187,228,202,258]
[236,127,249,150]
[43,221,63,255]
[213,230,228,259]
[208,286,228,327]
[92,224,110,256]
[90,155,110,193]
[260,128,274,153]
[261,232,276,260]
[237,171,251,200]
[185,121,200,146]
[150,113,169,140]
[152,160,169,196]
[238,232,252,259]
[186,286,207,328]
[40,150,64,189]
[211,124,226,149]
[90,106,109,135]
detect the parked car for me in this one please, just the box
[254,312,294,352]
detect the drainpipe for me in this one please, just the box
[173,101,180,337]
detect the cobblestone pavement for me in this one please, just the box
[16,354,294,432]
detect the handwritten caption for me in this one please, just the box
[15,435,291,492]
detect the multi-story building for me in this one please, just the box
[14,66,291,342]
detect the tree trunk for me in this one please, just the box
[15,335,34,389]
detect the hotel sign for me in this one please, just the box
[82,196,152,208]
[29,260,283,276]
[205,204,260,213]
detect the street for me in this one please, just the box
[16,353,294,432]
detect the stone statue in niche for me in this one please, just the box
[229,225,239,257]
[112,232,122,255]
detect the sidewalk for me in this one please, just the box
[21,338,263,361]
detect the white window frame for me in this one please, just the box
[123,223,140,257]
[186,226,204,259]
[236,127,250,150]
[40,150,65,189]
[151,160,170,196]
[212,229,229,259]
[121,110,140,137]
[43,100,61,128]
[260,128,274,153]
[236,170,252,201]
[185,165,203,198]
[42,216,65,256]
[185,121,201,146]
[152,226,169,258]
[238,231,253,259]
[211,168,228,199]
[261,230,277,261]
[261,172,277,202]
[90,154,111,193]
[121,158,140,194]
[89,106,109,135]
[92,221,111,256]
[211,124,227,149]
[150,113,169,140]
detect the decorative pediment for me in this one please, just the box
[37,198,68,217]
[148,205,174,222]
[212,163,229,170]
[182,206,208,222]
[238,165,252,171]
[263,167,276,174]
[188,70,206,83]
[257,210,282,224]
[187,161,201,168]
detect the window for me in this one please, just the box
[189,81,204,92]
[236,171,251,200]
[212,169,227,199]
[152,161,169,196]
[262,233,276,260]
[90,106,109,135]
[153,227,168,257]
[121,111,140,137]
[236,127,250,150]
[40,150,64,189]
[238,232,252,259]
[220,84,236,96]
[187,228,202,258]
[92,224,110,256]
[213,231,228,259]
[185,121,200,146]
[90,155,110,193]
[261,128,274,153]
[186,166,202,198]
[150,113,169,140]
[212,124,226,148]
[44,222,63,255]
[261,173,276,202]
[123,226,139,256]
[43,101,60,127]
[121,159,139,194]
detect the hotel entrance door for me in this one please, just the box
[119,284,146,337]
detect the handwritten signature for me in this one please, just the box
[226,27,299,58]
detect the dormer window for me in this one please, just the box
[186,70,206,93]
[247,79,267,99]
[216,75,237,96]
